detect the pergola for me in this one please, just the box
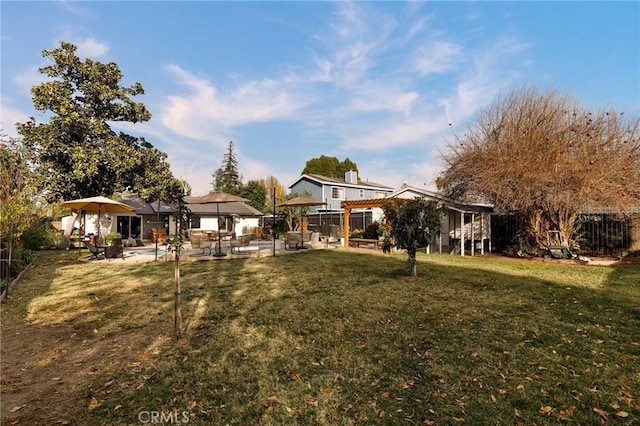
[340,198,395,248]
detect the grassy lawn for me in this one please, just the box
[1,249,639,425]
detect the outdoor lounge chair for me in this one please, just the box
[190,236,212,255]
[84,241,105,260]
[301,231,313,248]
[230,234,252,254]
[284,232,301,250]
[105,238,125,260]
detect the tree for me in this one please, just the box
[239,180,267,212]
[261,175,286,208]
[438,86,640,250]
[302,155,359,178]
[17,41,171,203]
[165,178,191,338]
[382,198,442,277]
[0,135,39,286]
[212,141,242,194]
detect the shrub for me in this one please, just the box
[363,221,383,239]
[104,232,122,245]
[9,247,35,276]
[21,217,65,250]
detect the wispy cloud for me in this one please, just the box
[0,104,29,137]
[160,65,308,140]
[313,2,396,86]
[413,40,463,75]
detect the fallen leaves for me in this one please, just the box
[88,397,101,411]
[592,407,608,422]
[540,405,553,415]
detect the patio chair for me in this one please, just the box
[84,241,105,260]
[230,234,252,254]
[284,232,301,250]
[105,238,125,260]
[301,231,313,248]
[199,238,213,255]
[190,236,212,255]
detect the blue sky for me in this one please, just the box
[2,1,639,196]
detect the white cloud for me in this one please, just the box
[75,38,109,58]
[161,65,308,140]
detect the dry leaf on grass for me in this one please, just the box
[88,398,100,411]
[268,396,282,404]
[615,411,629,418]
[540,406,553,415]
[593,407,608,421]
[10,404,26,413]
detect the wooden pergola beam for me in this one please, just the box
[340,198,396,247]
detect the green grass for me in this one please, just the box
[2,250,639,425]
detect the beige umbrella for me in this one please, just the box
[61,196,137,248]
[277,195,326,248]
[184,191,249,257]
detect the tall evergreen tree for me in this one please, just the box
[212,141,242,194]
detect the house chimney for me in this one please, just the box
[345,170,358,184]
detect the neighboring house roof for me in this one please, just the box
[289,173,393,191]
[119,194,264,217]
[187,202,264,217]
[391,186,493,214]
[120,194,175,215]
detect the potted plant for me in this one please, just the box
[104,232,121,246]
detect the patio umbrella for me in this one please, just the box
[184,191,249,257]
[61,196,137,250]
[277,195,326,248]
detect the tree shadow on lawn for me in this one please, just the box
[2,250,639,425]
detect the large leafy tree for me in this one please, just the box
[17,41,172,203]
[438,86,640,249]
[212,141,242,194]
[302,155,358,178]
[382,198,442,277]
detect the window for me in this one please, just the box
[190,215,201,229]
[375,191,386,199]
[331,187,345,199]
[359,189,364,198]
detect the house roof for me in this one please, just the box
[289,173,393,191]
[120,194,175,215]
[391,186,493,213]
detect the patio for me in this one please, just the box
[78,237,333,263]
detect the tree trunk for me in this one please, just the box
[173,250,183,338]
[409,252,418,277]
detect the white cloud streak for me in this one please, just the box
[160,65,308,140]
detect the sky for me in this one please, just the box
[2,1,639,197]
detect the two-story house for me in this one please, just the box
[288,171,394,236]
[289,171,393,211]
